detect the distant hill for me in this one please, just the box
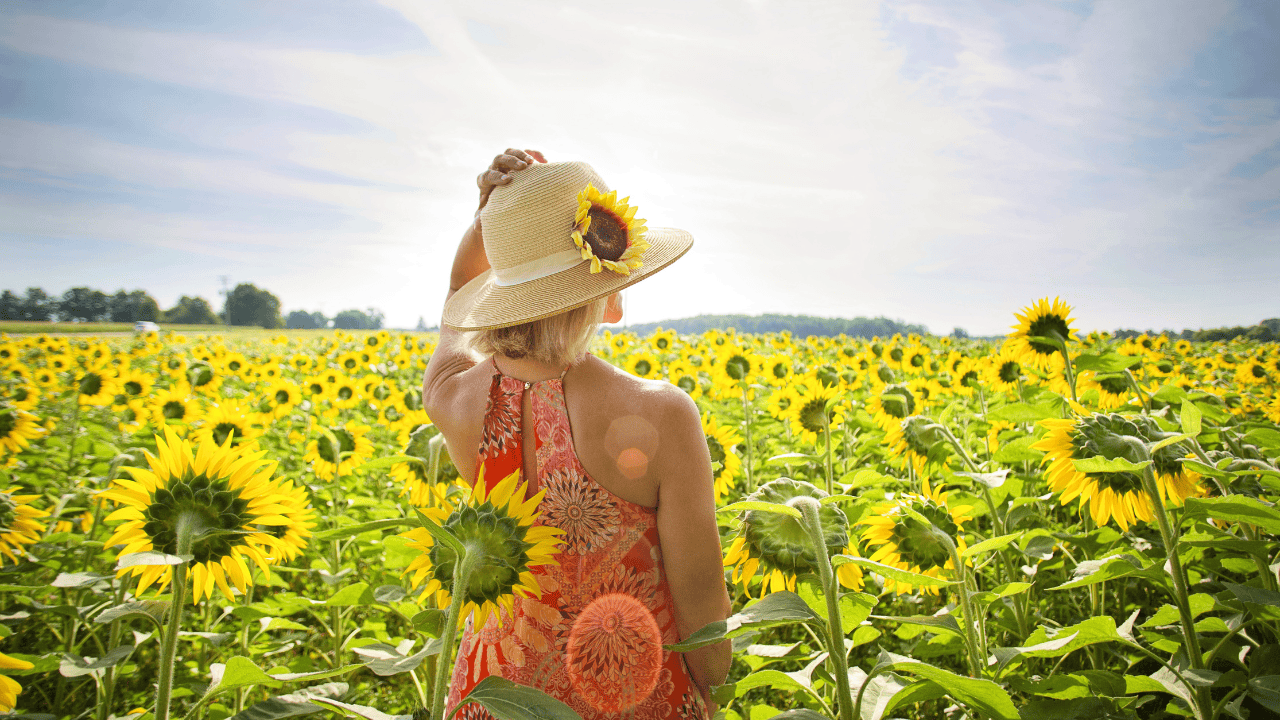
[623,314,930,338]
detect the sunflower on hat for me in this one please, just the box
[571,183,649,275]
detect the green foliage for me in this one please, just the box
[627,313,928,338]
[225,283,284,329]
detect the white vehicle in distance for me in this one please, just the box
[134,321,161,333]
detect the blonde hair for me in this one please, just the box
[470,297,608,367]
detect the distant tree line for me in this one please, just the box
[1113,318,1280,343]
[625,313,930,338]
[0,284,384,330]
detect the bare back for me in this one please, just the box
[429,352,682,508]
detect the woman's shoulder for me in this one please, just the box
[576,354,702,437]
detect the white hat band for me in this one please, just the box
[492,248,586,287]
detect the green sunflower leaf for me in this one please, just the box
[665,591,822,652]
[833,556,960,588]
[718,500,802,519]
[1183,496,1280,535]
[227,682,348,720]
[116,551,193,569]
[311,698,408,720]
[447,676,581,720]
[961,531,1024,559]
[1051,553,1152,590]
[987,403,1053,424]
[94,601,169,629]
[871,651,1019,720]
[415,508,465,557]
[1071,457,1151,474]
[355,454,424,473]
[1148,432,1195,453]
[313,517,418,542]
[1072,353,1141,373]
[869,613,963,638]
[1180,401,1203,437]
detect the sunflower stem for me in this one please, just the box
[794,498,853,720]
[1051,336,1079,405]
[65,387,81,477]
[943,536,985,678]
[741,381,756,496]
[98,573,131,720]
[1123,369,1150,412]
[430,544,479,720]
[155,511,196,720]
[1136,451,1212,718]
[822,411,834,496]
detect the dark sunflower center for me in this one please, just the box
[676,375,697,394]
[338,386,353,401]
[403,389,423,411]
[584,206,629,261]
[0,412,13,439]
[910,353,925,368]
[656,338,669,350]
[228,360,242,372]
[373,384,391,401]
[308,382,324,395]
[211,422,243,447]
[13,387,29,403]
[1028,315,1071,355]
[1097,376,1129,396]
[275,390,291,404]
[124,381,143,396]
[879,385,916,419]
[343,358,357,370]
[190,365,214,387]
[145,473,252,563]
[366,337,379,348]
[889,348,904,363]
[877,365,894,384]
[384,405,404,422]
[870,343,884,358]
[1155,360,1174,373]
[998,360,1021,384]
[166,358,183,371]
[79,373,103,396]
[431,503,534,605]
[960,370,980,388]
[318,429,356,464]
[634,360,652,377]
[798,398,829,434]
[163,400,187,420]
[725,355,751,381]
[815,366,840,388]
[706,436,726,468]
[1250,363,1266,379]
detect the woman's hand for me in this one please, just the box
[476,148,547,213]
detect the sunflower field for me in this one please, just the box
[1,298,1279,720]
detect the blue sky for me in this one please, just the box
[2,0,1277,335]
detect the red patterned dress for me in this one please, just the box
[445,361,708,720]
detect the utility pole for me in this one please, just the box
[219,275,231,327]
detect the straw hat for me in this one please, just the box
[443,161,693,331]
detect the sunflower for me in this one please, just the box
[112,368,153,408]
[786,383,846,447]
[326,377,363,410]
[665,361,702,399]
[304,421,373,480]
[703,412,743,503]
[1078,372,1135,411]
[0,407,44,459]
[77,368,118,407]
[0,649,32,712]
[401,465,564,629]
[885,416,949,476]
[0,490,48,565]
[625,351,661,380]
[865,383,917,431]
[102,427,312,603]
[571,183,649,275]
[194,400,263,450]
[221,352,253,380]
[262,379,302,419]
[7,382,39,412]
[1031,414,1202,531]
[766,386,799,422]
[149,386,203,427]
[649,328,678,353]
[723,478,862,597]
[985,344,1025,394]
[1008,297,1077,372]
[1234,359,1270,386]
[859,478,971,595]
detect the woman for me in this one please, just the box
[422,149,731,719]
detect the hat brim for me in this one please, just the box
[443,226,693,331]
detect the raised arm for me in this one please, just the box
[422,148,546,409]
[653,387,733,712]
